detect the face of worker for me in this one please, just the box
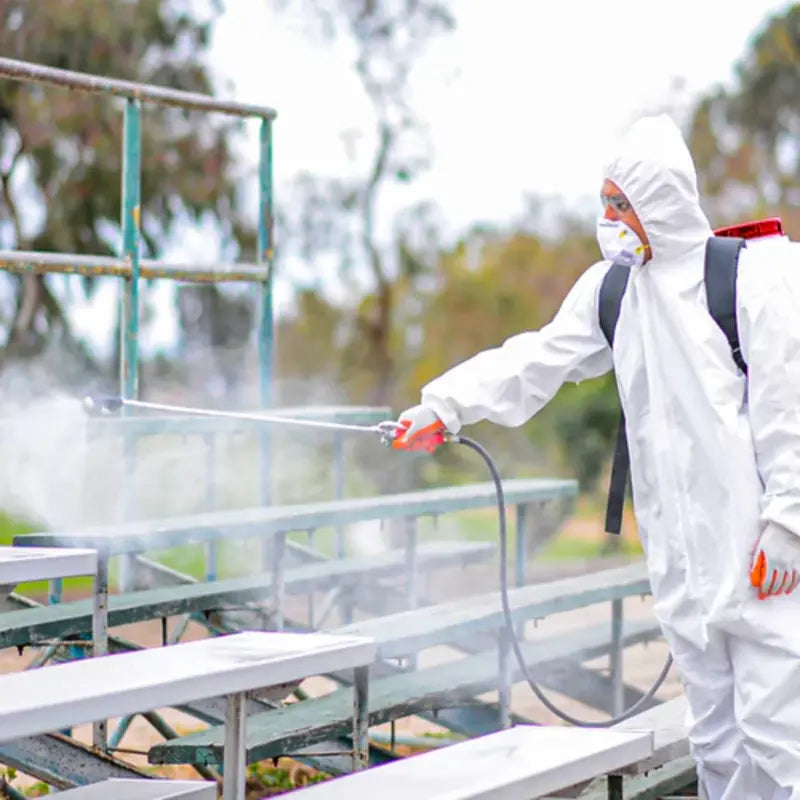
[600,179,652,262]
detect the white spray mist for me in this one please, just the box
[0,390,89,530]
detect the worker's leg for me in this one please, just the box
[663,626,751,799]
[730,594,800,799]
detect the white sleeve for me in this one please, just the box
[421,261,614,433]
[738,241,800,538]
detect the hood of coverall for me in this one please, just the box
[603,114,713,261]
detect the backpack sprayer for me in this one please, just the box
[82,392,668,727]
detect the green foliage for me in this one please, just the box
[0,766,52,797]
[406,227,592,387]
[689,4,800,234]
[0,512,35,543]
[0,0,254,364]
[546,374,621,492]
[247,760,328,795]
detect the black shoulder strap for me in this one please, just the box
[704,236,747,374]
[605,413,629,536]
[602,240,747,537]
[598,262,631,348]
[598,262,631,535]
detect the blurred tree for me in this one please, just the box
[274,288,347,404]
[267,0,455,405]
[0,0,255,381]
[689,4,800,235]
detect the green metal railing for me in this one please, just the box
[0,56,397,571]
[0,56,277,411]
[0,62,282,743]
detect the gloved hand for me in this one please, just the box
[750,523,800,600]
[392,405,446,453]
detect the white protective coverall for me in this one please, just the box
[419,115,800,799]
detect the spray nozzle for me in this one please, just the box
[375,420,407,447]
[82,395,124,415]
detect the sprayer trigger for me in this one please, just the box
[376,420,406,447]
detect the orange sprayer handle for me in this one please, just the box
[391,419,446,452]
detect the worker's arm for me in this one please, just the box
[738,243,800,596]
[420,261,614,434]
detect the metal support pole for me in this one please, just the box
[223,693,247,800]
[48,578,62,606]
[119,97,141,593]
[205,433,219,582]
[92,550,109,659]
[498,627,511,728]
[92,548,109,749]
[206,541,219,583]
[405,517,418,610]
[306,528,317,626]
[352,666,369,771]
[257,118,274,409]
[50,576,71,736]
[26,644,57,670]
[515,505,529,640]
[108,714,136,751]
[120,97,142,402]
[405,518,418,670]
[610,598,624,717]
[607,773,624,800]
[515,504,527,587]
[258,117,275,570]
[335,435,346,559]
[271,533,285,631]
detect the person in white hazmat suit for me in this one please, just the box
[393,114,800,800]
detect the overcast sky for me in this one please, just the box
[69,0,794,356]
[211,0,791,224]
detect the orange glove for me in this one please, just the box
[392,405,446,453]
[750,523,800,600]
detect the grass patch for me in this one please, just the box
[0,512,36,543]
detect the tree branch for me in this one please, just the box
[1,136,69,347]
[0,135,25,249]
[361,123,393,289]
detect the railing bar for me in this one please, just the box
[0,57,277,119]
[0,250,269,283]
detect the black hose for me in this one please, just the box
[454,434,673,727]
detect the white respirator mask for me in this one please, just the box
[596,218,648,268]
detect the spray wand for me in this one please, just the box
[82,395,407,446]
[82,393,671,726]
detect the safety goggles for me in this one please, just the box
[601,192,632,214]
